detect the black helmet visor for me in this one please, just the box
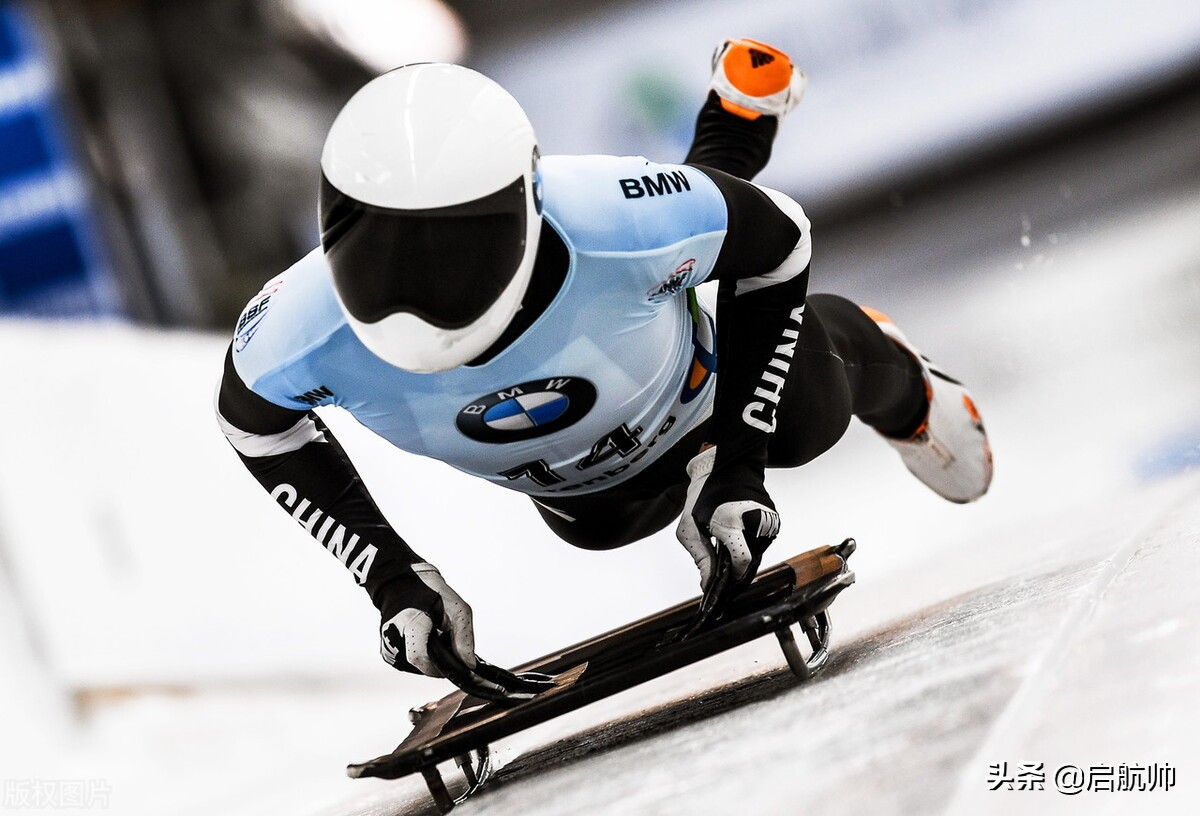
[320,174,529,330]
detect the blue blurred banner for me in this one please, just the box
[0,1,120,317]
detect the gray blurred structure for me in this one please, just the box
[40,0,372,325]
[31,0,597,327]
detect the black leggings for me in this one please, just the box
[532,294,926,549]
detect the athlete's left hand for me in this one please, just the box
[675,445,781,596]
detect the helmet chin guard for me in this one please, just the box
[320,64,542,372]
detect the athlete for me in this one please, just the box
[215,40,992,698]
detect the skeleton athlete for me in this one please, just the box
[215,40,992,698]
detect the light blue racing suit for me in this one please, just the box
[229,155,732,497]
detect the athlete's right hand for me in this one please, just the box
[675,445,781,637]
[377,564,553,703]
[676,446,780,591]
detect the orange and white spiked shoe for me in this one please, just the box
[864,307,994,504]
[709,38,806,120]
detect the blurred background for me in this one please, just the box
[2,1,1199,814]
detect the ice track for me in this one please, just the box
[316,477,1199,816]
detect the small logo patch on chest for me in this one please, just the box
[648,258,695,302]
[456,377,597,443]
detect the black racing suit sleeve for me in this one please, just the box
[686,165,809,519]
[683,91,778,182]
[216,345,425,609]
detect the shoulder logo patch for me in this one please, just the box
[456,377,597,443]
[234,278,283,352]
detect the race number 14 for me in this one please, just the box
[499,417,676,490]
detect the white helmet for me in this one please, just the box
[319,63,542,372]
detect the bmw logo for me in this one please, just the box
[456,377,596,443]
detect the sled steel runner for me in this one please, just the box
[347,538,856,813]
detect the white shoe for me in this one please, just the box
[709,38,806,120]
[864,307,993,504]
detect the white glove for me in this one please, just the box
[378,563,556,702]
[675,446,781,590]
[379,563,476,678]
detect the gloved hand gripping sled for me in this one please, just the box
[347,538,856,813]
